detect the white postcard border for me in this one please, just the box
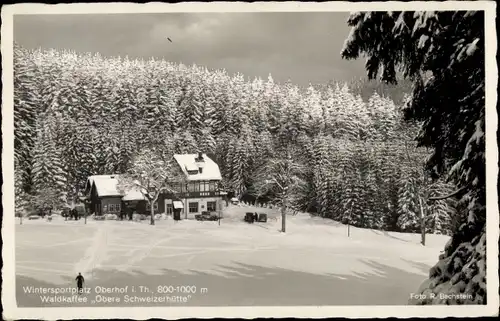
[2,2,498,319]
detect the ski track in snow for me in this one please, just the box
[19,237,94,249]
[117,234,172,273]
[74,224,110,279]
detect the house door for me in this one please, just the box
[166,204,173,216]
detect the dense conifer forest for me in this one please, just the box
[14,43,458,235]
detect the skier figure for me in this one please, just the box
[75,272,85,294]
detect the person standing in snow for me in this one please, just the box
[75,272,85,294]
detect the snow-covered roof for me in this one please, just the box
[87,154,221,197]
[173,153,222,181]
[122,188,146,201]
[87,175,122,197]
[173,201,184,209]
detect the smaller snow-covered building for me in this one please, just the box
[84,153,224,219]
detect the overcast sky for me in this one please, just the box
[14,12,367,86]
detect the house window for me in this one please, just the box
[109,203,121,213]
[200,182,206,192]
[103,204,108,212]
[166,204,173,215]
[194,182,200,192]
[189,202,199,213]
[207,201,217,212]
[209,182,215,191]
[188,183,195,192]
[146,202,159,211]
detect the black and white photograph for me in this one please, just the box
[2,1,498,319]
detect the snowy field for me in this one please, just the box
[15,205,450,307]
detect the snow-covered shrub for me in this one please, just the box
[105,214,117,220]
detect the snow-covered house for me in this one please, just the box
[84,175,123,215]
[84,153,224,219]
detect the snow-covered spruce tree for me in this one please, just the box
[426,180,456,235]
[172,130,199,155]
[249,78,271,134]
[31,115,68,209]
[329,139,357,223]
[303,85,326,136]
[229,73,253,135]
[370,141,403,231]
[263,75,284,136]
[15,166,30,218]
[307,134,346,220]
[246,129,275,205]
[143,77,169,132]
[342,10,487,304]
[359,149,382,229]
[292,134,319,213]
[14,43,38,204]
[310,134,333,217]
[333,84,371,140]
[57,116,92,204]
[213,132,232,182]
[226,125,254,198]
[367,92,399,141]
[319,86,339,137]
[197,128,217,156]
[340,141,384,228]
[397,176,422,233]
[211,89,234,137]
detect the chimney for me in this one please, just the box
[195,152,205,174]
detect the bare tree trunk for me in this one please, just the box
[281,202,286,233]
[281,147,292,233]
[150,201,155,226]
[418,196,426,246]
[404,141,428,246]
[347,201,354,237]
